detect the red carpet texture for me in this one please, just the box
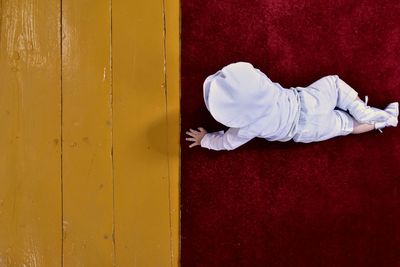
[181,1,400,266]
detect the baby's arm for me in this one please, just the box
[186,127,254,151]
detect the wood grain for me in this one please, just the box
[0,0,179,265]
[112,0,175,266]
[0,0,62,265]
[61,0,115,265]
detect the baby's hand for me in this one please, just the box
[185,127,208,148]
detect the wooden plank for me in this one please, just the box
[164,0,181,265]
[61,0,115,265]
[112,0,174,266]
[0,0,62,266]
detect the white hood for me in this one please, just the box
[203,62,280,128]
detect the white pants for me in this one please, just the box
[292,75,358,143]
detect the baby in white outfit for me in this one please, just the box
[185,62,398,151]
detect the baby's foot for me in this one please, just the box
[385,102,399,118]
[374,102,398,131]
[348,96,392,124]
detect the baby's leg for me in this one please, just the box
[292,110,354,143]
[351,120,375,134]
[331,75,359,110]
[333,75,397,125]
[294,75,398,142]
[294,108,394,143]
[350,101,398,133]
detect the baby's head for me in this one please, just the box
[203,61,273,128]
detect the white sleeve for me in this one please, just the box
[200,127,254,151]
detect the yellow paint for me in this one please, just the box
[165,0,181,265]
[61,0,115,266]
[0,0,62,266]
[113,0,179,265]
[0,0,180,265]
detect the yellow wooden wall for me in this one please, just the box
[0,0,180,266]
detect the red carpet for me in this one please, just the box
[181,1,400,266]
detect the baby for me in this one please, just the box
[185,62,399,151]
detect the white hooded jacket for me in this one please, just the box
[201,62,301,150]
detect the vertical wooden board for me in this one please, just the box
[113,0,173,266]
[0,0,62,266]
[165,0,181,265]
[61,0,114,266]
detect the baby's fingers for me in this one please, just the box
[189,142,198,148]
[189,128,198,133]
[185,137,196,142]
[186,131,195,137]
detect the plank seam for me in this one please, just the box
[162,0,175,266]
[60,0,64,266]
[110,0,117,266]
